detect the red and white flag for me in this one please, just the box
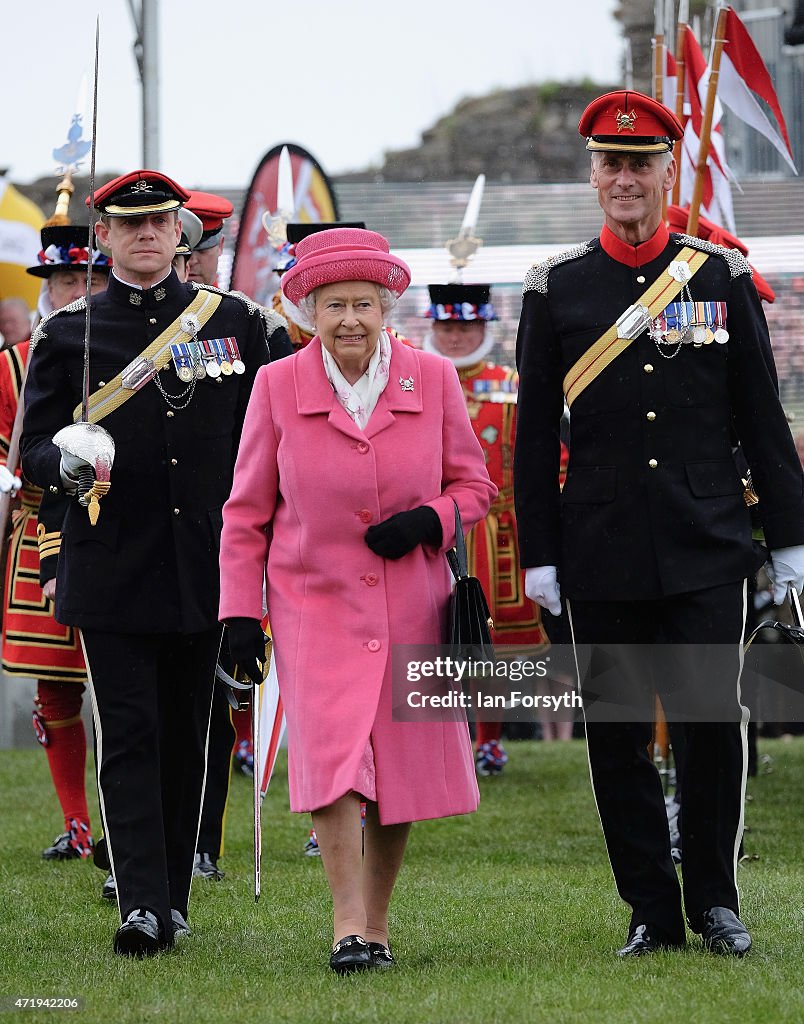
[678,24,737,234]
[718,6,797,174]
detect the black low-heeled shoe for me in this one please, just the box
[329,934,371,974]
[367,941,395,969]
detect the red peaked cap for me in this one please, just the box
[88,170,190,215]
[667,204,776,303]
[580,90,683,154]
[184,190,234,231]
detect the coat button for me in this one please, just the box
[357,509,372,523]
[173,507,181,515]
[149,317,157,325]
[367,639,381,652]
[648,459,658,469]
[636,275,646,284]
[643,363,654,374]
[98,380,106,387]
[357,442,369,454]
[363,573,379,586]
[646,411,656,421]
[167,411,175,418]
[49,485,59,494]
[171,458,178,466]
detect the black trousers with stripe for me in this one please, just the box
[83,626,221,933]
[569,581,748,942]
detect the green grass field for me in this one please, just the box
[1,737,802,1024]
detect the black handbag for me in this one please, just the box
[446,502,495,661]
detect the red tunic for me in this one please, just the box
[0,342,85,680]
[458,360,548,652]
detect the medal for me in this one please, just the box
[664,328,681,344]
[702,328,715,345]
[171,342,194,382]
[225,338,246,374]
[189,342,206,380]
[220,361,234,376]
[714,328,729,344]
[693,325,707,346]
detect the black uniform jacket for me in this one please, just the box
[514,227,804,602]
[21,270,293,633]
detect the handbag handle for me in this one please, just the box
[446,501,468,582]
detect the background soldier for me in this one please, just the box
[21,169,291,956]
[514,90,804,958]
[1,224,110,862]
[423,283,549,773]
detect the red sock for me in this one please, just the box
[475,720,503,747]
[232,706,252,746]
[35,680,91,833]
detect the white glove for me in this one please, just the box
[59,450,93,494]
[525,565,562,616]
[766,545,804,606]
[0,465,22,494]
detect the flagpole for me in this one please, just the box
[653,0,665,102]
[671,0,689,206]
[686,5,728,236]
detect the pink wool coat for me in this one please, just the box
[219,335,496,823]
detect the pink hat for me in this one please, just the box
[281,227,411,306]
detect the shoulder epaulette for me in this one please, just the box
[522,242,595,296]
[675,234,752,279]
[30,297,87,352]
[191,283,289,337]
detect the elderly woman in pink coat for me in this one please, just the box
[220,227,495,973]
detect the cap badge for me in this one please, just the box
[615,109,638,133]
[131,180,154,193]
[398,376,415,392]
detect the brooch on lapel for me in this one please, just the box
[399,376,415,392]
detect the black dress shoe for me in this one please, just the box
[42,832,80,861]
[101,873,116,901]
[329,935,371,974]
[616,924,685,957]
[367,941,395,969]
[113,909,172,957]
[171,909,191,939]
[699,907,752,956]
[193,852,225,881]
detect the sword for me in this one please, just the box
[53,17,115,527]
[251,633,272,902]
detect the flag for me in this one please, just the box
[0,175,44,309]
[257,617,286,801]
[231,143,339,307]
[678,25,737,234]
[718,6,797,174]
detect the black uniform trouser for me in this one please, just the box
[569,582,748,942]
[196,680,235,856]
[82,626,221,934]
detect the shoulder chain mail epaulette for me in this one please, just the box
[30,297,87,353]
[522,242,594,295]
[191,283,289,336]
[675,234,752,278]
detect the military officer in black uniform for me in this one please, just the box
[21,169,293,956]
[514,91,804,958]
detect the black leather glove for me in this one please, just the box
[364,506,442,560]
[226,617,266,686]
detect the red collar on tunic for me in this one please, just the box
[600,222,669,268]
